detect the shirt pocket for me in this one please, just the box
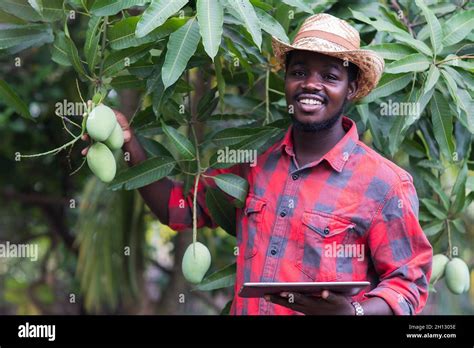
[295,211,355,281]
[243,195,266,259]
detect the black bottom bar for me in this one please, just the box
[1,315,473,346]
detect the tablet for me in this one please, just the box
[238,281,371,298]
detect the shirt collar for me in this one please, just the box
[276,116,359,173]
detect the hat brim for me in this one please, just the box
[272,36,385,100]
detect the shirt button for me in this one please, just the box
[323,227,330,235]
[280,210,287,217]
[292,174,299,180]
[271,249,277,256]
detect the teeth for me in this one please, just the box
[299,98,322,105]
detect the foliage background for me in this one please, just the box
[0,0,473,314]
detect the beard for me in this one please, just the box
[290,99,347,132]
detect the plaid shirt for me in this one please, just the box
[168,116,433,315]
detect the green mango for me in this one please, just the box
[105,123,124,150]
[87,142,116,183]
[86,104,117,141]
[430,254,449,284]
[445,258,470,295]
[182,242,211,284]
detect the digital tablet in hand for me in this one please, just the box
[238,281,371,298]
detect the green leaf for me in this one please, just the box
[351,8,432,56]
[421,198,447,220]
[109,16,186,50]
[415,0,443,55]
[194,262,236,291]
[367,43,416,61]
[361,73,412,103]
[196,0,223,60]
[91,0,148,16]
[223,36,254,86]
[160,120,196,160]
[0,23,53,51]
[64,22,89,80]
[423,64,439,95]
[0,0,41,21]
[135,0,188,38]
[442,10,474,46]
[51,32,71,66]
[209,128,282,168]
[214,52,226,105]
[281,0,313,14]
[109,157,175,190]
[84,16,102,73]
[255,7,289,43]
[102,44,153,77]
[38,0,63,21]
[385,53,430,74]
[0,80,32,120]
[0,10,26,25]
[136,134,174,158]
[212,127,264,147]
[220,300,232,315]
[430,92,454,160]
[423,220,445,236]
[420,171,450,210]
[28,0,42,15]
[390,32,433,57]
[454,89,474,134]
[2,0,63,22]
[205,188,236,236]
[444,55,474,73]
[196,89,219,121]
[450,164,467,215]
[110,75,146,90]
[451,218,466,234]
[213,174,248,204]
[226,0,262,50]
[440,68,462,109]
[161,17,201,89]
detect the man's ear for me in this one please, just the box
[347,80,358,101]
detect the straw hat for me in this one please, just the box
[272,13,384,100]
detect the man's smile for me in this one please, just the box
[295,93,327,115]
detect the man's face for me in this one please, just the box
[285,50,357,131]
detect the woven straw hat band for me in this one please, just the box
[294,30,359,50]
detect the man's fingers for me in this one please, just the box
[81,147,89,156]
[280,292,313,306]
[81,134,89,141]
[266,295,305,313]
[321,290,342,304]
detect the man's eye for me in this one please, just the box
[325,74,338,80]
[292,70,305,77]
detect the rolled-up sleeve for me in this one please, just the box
[364,179,433,315]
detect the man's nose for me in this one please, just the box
[301,74,323,91]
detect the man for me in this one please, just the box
[84,14,432,315]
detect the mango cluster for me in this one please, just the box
[86,104,124,183]
[431,254,471,295]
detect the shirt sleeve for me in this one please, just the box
[167,164,244,231]
[363,179,433,315]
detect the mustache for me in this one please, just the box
[294,92,328,104]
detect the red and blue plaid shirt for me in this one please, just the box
[168,116,433,315]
